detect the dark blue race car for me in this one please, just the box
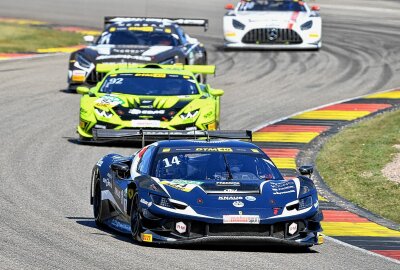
[90,130,323,246]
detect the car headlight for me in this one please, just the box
[95,108,113,119]
[150,194,173,208]
[232,19,245,30]
[180,110,199,120]
[299,196,313,210]
[76,54,92,69]
[301,20,313,30]
[299,178,315,196]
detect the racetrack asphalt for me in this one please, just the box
[0,0,399,269]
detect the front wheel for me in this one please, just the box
[93,181,105,227]
[130,193,143,242]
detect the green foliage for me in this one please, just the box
[0,23,82,53]
[317,110,400,223]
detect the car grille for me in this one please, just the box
[242,28,302,44]
[86,70,106,85]
[188,221,306,238]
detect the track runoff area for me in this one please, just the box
[253,89,400,262]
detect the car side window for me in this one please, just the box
[137,146,155,175]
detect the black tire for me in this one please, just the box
[93,181,105,227]
[130,192,143,242]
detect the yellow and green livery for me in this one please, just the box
[77,64,224,140]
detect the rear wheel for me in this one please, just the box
[130,193,143,242]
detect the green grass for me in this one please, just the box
[316,109,400,223]
[0,22,83,53]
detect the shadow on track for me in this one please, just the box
[68,216,318,254]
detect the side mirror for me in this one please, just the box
[311,5,320,11]
[209,89,224,97]
[83,35,95,43]
[111,163,130,179]
[225,3,235,10]
[299,166,314,176]
[76,86,90,95]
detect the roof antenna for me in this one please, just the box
[140,129,145,148]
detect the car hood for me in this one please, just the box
[235,11,309,24]
[161,179,299,207]
[92,94,205,121]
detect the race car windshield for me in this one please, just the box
[99,74,200,96]
[238,0,306,12]
[152,152,282,181]
[97,30,179,46]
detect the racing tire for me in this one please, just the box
[130,192,143,242]
[93,180,105,228]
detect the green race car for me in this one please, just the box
[77,64,223,140]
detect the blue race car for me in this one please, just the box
[90,130,323,246]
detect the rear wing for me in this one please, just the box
[92,129,252,146]
[104,16,208,31]
[96,63,216,75]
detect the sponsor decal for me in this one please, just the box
[95,96,124,108]
[162,148,171,153]
[218,196,243,201]
[175,222,187,234]
[251,149,260,153]
[273,207,281,215]
[195,147,233,152]
[170,180,204,185]
[233,201,244,208]
[288,222,298,235]
[223,215,260,224]
[160,181,198,192]
[216,182,241,187]
[245,196,256,202]
[131,120,161,128]
[135,73,166,78]
[128,189,134,199]
[224,189,238,193]
[102,177,112,188]
[270,181,296,195]
[128,26,154,32]
[111,48,145,54]
[129,109,165,115]
[110,219,130,232]
[96,55,151,61]
[141,233,153,242]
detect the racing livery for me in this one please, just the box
[77,64,223,140]
[223,0,322,49]
[68,17,208,90]
[90,131,324,246]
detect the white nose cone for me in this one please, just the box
[176,222,187,234]
[288,222,298,235]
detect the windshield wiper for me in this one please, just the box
[222,154,233,180]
